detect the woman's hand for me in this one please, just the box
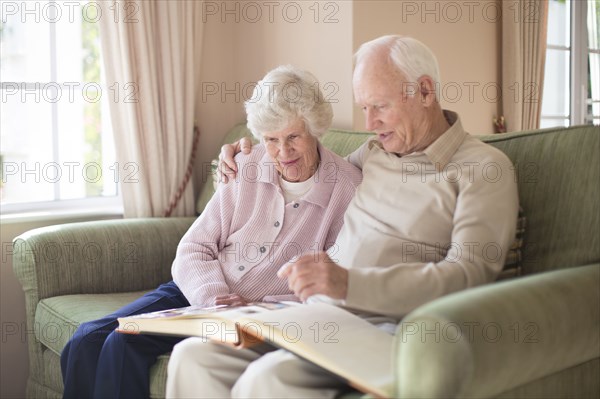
[217,137,254,183]
[212,293,248,307]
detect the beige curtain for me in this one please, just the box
[501,0,549,132]
[98,0,203,217]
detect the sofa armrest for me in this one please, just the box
[13,217,195,301]
[394,264,600,398]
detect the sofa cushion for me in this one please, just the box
[481,126,600,274]
[497,207,526,280]
[43,345,64,393]
[150,355,170,399]
[35,291,149,356]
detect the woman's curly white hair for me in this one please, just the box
[245,65,333,140]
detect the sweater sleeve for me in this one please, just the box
[171,182,236,306]
[345,138,376,170]
[325,157,363,261]
[344,151,519,319]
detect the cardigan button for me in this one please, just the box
[238,265,245,271]
[274,221,280,227]
[260,246,266,253]
[293,203,299,208]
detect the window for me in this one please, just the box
[541,0,600,127]
[0,0,118,213]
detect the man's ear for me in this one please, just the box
[418,75,437,106]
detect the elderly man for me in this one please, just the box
[166,35,519,398]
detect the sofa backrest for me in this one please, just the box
[197,123,600,275]
[480,125,599,274]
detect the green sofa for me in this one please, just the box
[13,123,600,398]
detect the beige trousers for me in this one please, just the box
[166,337,348,398]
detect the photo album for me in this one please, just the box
[117,301,394,398]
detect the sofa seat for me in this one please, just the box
[36,291,150,356]
[35,291,175,397]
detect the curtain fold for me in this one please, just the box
[98,0,203,217]
[501,0,549,132]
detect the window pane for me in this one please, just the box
[588,0,599,50]
[0,90,55,204]
[0,0,117,208]
[542,49,570,116]
[99,84,117,197]
[588,53,600,122]
[55,86,115,199]
[55,9,83,82]
[587,0,599,125]
[548,0,570,47]
[56,91,86,200]
[540,118,570,128]
[0,10,52,82]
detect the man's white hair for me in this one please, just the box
[354,35,441,87]
[245,65,333,140]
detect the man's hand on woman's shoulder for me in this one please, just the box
[217,137,255,183]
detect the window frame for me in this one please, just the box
[541,0,598,127]
[0,0,121,216]
[571,0,587,125]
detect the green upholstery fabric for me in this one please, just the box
[36,294,168,399]
[149,356,170,399]
[479,126,600,275]
[13,217,194,399]
[43,348,62,394]
[396,263,600,398]
[14,217,195,299]
[496,206,526,280]
[13,124,600,399]
[36,291,148,356]
[494,358,600,399]
[320,128,375,158]
[195,124,259,214]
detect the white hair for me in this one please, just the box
[354,35,441,86]
[244,65,333,140]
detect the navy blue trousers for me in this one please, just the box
[60,281,190,399]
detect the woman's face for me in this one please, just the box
[261,119,319,182]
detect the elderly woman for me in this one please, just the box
[60,65,362,399]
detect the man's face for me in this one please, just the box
[353,59,431,155]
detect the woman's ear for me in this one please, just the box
[418,75,438,106]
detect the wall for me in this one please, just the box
[193,0,502,195]
[233,1,354,128]
[352,0,502,134]
[193,9,241,198]
[193,1,354,197]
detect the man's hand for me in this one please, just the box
[212,293,248,307]
[278,252,348,302]
[217,137,254,183]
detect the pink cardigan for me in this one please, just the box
[172,143,362,306]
